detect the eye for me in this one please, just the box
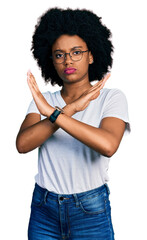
[55,53,64,59]
[72,50,81,55]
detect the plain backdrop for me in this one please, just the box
[1,0,147,239]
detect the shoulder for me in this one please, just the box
[41,90,60,101]
[99,88,129,117]
[41,91,52,99]
[101,88,126,97]
[100,88,128,104]
[100,88,130,133]
[42,90,60,98]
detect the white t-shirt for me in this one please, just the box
[27,88,130,194]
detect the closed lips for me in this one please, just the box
[64,68,76,74]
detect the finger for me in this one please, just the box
[88,80,105,94]
[27,69,31,76]
[91,79,104,88]
[86,79,106,99]
[87,81,103,94]
[89,73,110,91]
[30,77,39,91]
[95,73,111,86]
[90,93,100,101]
[27,71,40,92]
[84,86,102,101]
[102,72,111,84]
[27,75,35,92]
[27,77,36,96]
[90,73,111,92]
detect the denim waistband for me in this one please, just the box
[34,183,110,204]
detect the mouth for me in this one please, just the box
[64,68,77,75]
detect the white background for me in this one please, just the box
[1,0,147,239]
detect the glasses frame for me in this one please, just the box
[51,49,89,64]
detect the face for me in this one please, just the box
[52,34,93,85]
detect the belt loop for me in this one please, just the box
[105,183,110,195]
[73,194,80,207]
[44,190,48,204]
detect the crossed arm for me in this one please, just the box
[16,72,125,156]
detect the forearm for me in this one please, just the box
[24,72,122,155]
[16,118,57,153]
[55,113,119,157]
[16,104,75,153]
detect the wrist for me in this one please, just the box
[47,106,55,118]
[63,103,77,116]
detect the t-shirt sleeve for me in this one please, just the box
[26,92,50,120]
[26,99,40,116]
[101,89,131,134]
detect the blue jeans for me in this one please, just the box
[28,183,114,239]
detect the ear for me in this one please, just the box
[88,51,94,64]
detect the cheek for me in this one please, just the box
[53,64,63,76]
[80,59,90,72]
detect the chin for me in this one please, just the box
[62,75,80,83]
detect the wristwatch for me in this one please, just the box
[49,106,64,123]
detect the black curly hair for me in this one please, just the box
[31,8,113,86]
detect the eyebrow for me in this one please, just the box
[54,46,83,53]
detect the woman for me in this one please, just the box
[16,8,130,240]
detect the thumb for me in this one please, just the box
[90,91,100,100]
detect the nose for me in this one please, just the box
[64,53,73,64]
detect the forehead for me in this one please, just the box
[52,34,87,51]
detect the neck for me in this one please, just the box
[61,80,92,101]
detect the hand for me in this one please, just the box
[70,73,110,113]
[27,70,54,117]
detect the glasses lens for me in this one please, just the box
[53,52,64,64]
[52,49,83,63]
[71,50,82,61]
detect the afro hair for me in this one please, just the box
[31,8,114,86]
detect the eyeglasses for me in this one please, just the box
[52,49,89,64]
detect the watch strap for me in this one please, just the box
[49,106,64,123]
